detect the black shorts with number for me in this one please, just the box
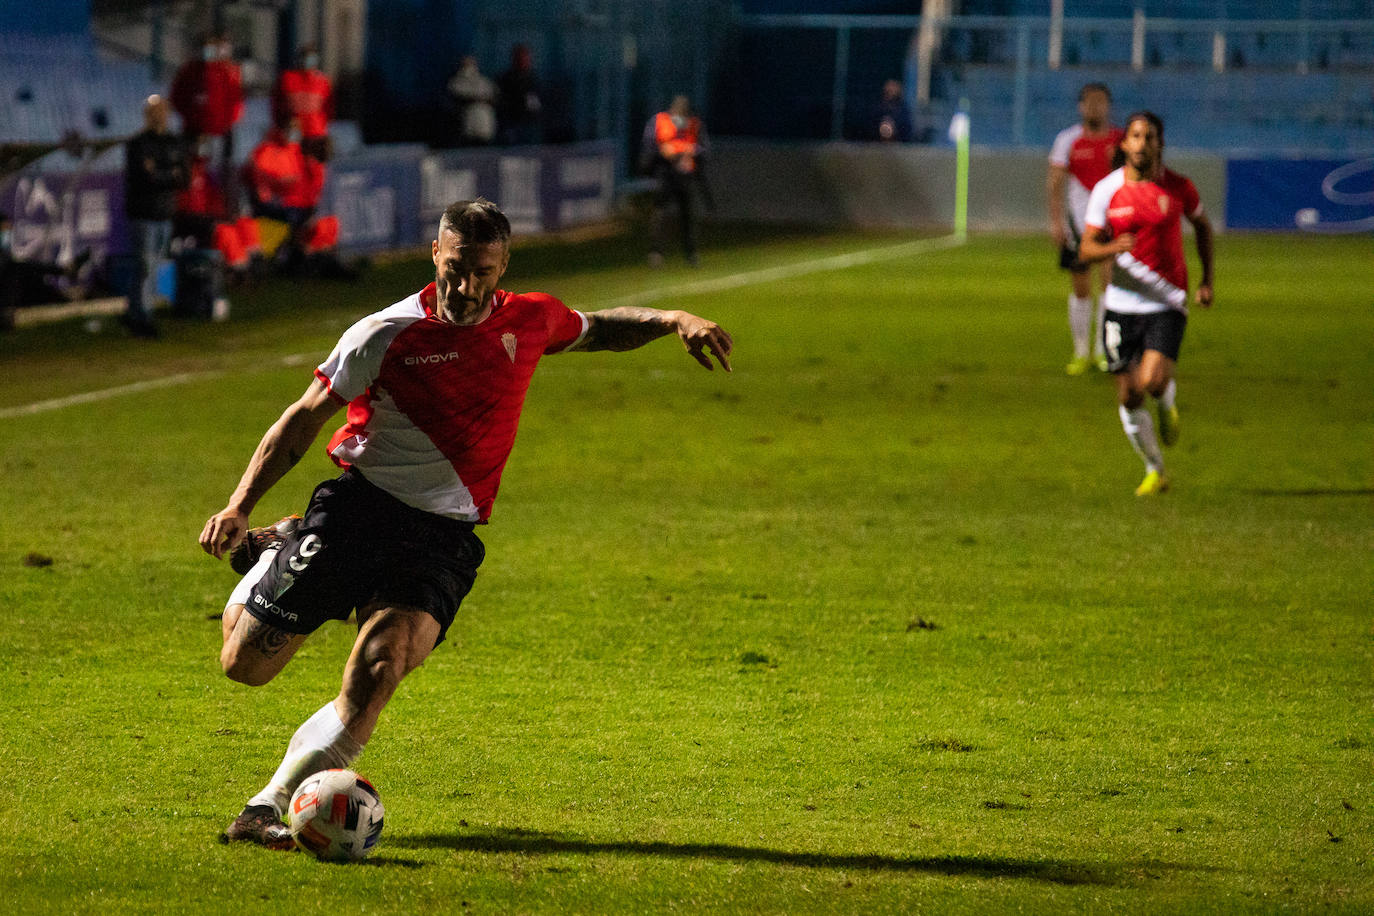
[1100,308,1187,374]
[241,468,485,644]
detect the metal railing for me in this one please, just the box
[736,12,1374,147]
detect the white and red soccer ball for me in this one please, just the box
[289,769,385,862]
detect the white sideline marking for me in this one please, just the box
[601,232,966,309]
[0,353,313,420]
[2,232,965,419]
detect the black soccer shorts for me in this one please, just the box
[239,469,485,644]
[1058,242,1086,271]
[1101,308,1187,374]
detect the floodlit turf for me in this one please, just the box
[1,227,1370,913]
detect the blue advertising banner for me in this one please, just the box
[1227,157,1374,233]
[419,140,616,238]
[321,144,428,253]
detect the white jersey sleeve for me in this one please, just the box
[1048,124,1080,168]
[316,296,427,402]
[1083,168,1123,231]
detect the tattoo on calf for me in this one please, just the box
[245,617,292,658]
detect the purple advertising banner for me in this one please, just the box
[1,168,129,265]
[2,139,619,267]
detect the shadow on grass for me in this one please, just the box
[393,827,1130,886]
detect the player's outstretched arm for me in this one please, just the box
[1189,210,1215,308]
[574,307,733,371]
[199,378,342,559]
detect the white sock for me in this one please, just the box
[247,700,364,816]
[1091,297,1107,359]
[1157,378,1177,410]
[1068,294,1093,358]
[1118,404,1164,473]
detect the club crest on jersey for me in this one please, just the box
[1158,194,1170,214]
[501,332,517,363]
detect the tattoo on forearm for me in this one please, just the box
[245,618,292,658]
[579,307,675,352]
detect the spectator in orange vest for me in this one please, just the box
[243,118,325,231]
[273,45,334,163]
[641,95,708,267]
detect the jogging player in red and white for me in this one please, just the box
[1047,82,1123,375]
[1079,111,1215,496]
[199,198,733,847]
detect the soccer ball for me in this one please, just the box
[288,768,385,862]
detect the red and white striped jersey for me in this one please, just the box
[1085,166,1203,315]
[1049,123,1124,234]
[315,282,588,522]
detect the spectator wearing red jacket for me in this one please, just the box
[174,147,229,241]
[170,34,244,208]
[273,46,334,162]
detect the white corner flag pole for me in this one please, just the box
[949,99,971,242]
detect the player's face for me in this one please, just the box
[1121,118,1162,173]
[1078,90,1109,128]
[432,228,509,324]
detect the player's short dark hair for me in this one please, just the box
[1078,82,1111,102]
[439,198,511,246]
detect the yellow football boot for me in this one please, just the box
[1134,470,1170,496]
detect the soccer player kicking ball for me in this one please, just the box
[1078,112,1214,496]
[200,198,733,847]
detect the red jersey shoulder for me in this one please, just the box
[1160,169,1201,215]
[495,290,585,353]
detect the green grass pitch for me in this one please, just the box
[1,227,1370,913]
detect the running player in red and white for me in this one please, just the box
[1047,83,1123,375]
[1079,111,1215,496]
[199,198,733,847]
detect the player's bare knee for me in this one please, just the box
[1144,371,1170,397]
[221,647,274,686]
[1119,388,1145,409]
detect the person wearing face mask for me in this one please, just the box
[170,32,244,203]
[244,118,324,231]
[273,46,334,163]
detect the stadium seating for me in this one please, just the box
[0,32,161,144]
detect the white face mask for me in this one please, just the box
[0,229,11,250]
[202,45,217,62]
[304,54,320,69]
